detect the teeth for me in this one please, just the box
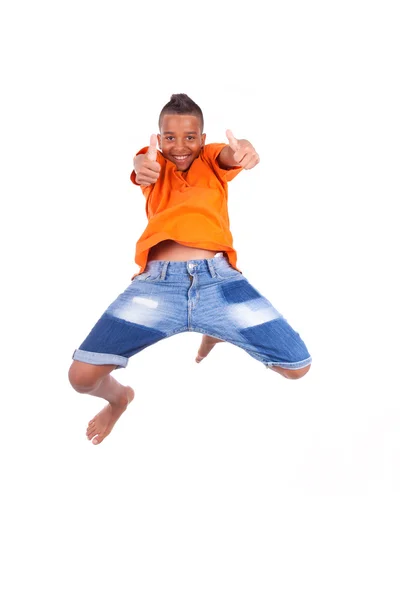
[174,155,189,160]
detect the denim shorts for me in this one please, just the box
[72,254,312,370]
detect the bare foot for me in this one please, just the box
[86,386,135,445]
[195,335,225,363]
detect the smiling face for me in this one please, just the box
[157,114,206,171]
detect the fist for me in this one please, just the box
[226,129,260,170]
[134,134,161,185]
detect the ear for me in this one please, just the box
[201,133,206,147]
[157,133,161,148]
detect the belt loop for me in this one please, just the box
[207,258,216,278]
[160,261,169,280]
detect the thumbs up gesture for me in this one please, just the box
[134,134,162,185]
[226,129,260,170]
[146,134,158,162]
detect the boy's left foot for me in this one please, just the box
[195,335,224,363]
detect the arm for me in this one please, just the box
[217,129,260,170]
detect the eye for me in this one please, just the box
[165,136,174,141]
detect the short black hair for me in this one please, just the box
[159,93,204,132]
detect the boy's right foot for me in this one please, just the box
[86,386,135,445]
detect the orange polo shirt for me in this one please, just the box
[130,143,243,278]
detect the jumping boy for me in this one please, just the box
[68,94,311,445]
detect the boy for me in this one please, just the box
[69,94,311,445]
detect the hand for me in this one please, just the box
[226,129,260,170]
[134,134,161,185]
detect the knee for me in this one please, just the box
[284,364,311,380]
[68,362,100,393]
[272,364,311,380]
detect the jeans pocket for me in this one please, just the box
[215,268,243,282]
[134,272,161,282]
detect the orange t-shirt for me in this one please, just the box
[130,143,243,278]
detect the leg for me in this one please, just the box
[196,336,311,379]
[193,266,311,378]
[70,269,190,443]
[68,360,134,445]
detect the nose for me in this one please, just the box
[173,137,189,148]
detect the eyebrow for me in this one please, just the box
[163,131,198,135]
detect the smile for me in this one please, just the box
[172,155,190,161]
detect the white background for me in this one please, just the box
[1,1,399,598]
